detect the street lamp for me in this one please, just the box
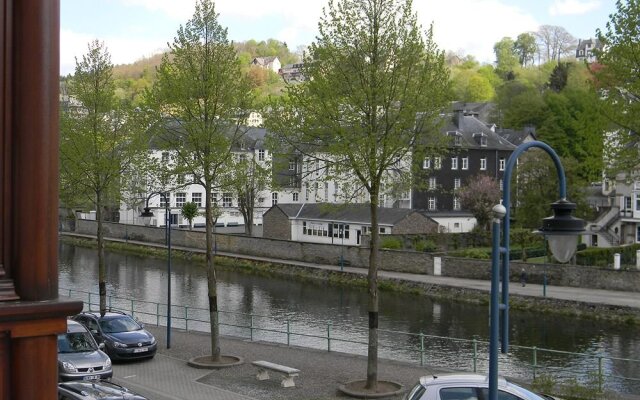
[140,192,172,349]
[488,141,585,400]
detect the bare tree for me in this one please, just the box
[535,25,576,64]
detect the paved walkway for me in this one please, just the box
[61,232,640,310]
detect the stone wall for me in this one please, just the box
[72,220,639,292]
[262,207,291,240]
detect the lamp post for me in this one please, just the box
[488,141,585,400]
[140,192,172,349]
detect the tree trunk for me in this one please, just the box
[365,200,379,390]
[97,192,107,316]
[205,189,221,361]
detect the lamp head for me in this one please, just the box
[140,207,154,226]
[536,199,586,263]
[492,203,507,219]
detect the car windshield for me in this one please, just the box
[58,332,97,353]
[100,316,141,333]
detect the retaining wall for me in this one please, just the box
[72,219,640,292]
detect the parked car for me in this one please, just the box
[405,374,559,400]
[72,311,157,361]
[58,319,113,382]
[58,380,148,400]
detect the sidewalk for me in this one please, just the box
[112,326,438,400]
[61,232,640,310]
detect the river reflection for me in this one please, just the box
[58,243,639,394]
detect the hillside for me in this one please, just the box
[106,39,300,106]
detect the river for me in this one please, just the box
[58,242,639,394]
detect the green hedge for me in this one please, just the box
[381,237,402,250]
[576,243,640,267]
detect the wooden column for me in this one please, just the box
[0,0,83,398]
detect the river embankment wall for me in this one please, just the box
[72,220,640,292]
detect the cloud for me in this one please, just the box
[414,0,539,64]
[549,0,601,16]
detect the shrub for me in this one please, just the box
[415,239,437,252]
[457,248,491,259]
[380,237,402,250]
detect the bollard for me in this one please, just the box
[185,306,188,331]
[532,347,537,379]
[420,333,425,366]
[250,314,254,341]
[287,320,290,346]
[613,253,621,270]
[156,304,160,326]
[434,257,442,276]
[636,250,640,270]
[472,339,477,372]
[327,322,332,352]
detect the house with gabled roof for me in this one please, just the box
[263,203,438,245]
[576,38,602,63]
[251,56,281,74]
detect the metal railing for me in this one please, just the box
[60,287,640,394]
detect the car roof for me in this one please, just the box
[59,380,147,399]
[81,311,130,319]
[420,373,507,388]
[66,319,90,333]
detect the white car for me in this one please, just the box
[405,373,559,400]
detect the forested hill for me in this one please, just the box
[106,39,300,105]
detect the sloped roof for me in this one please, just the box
[271,203,426,226]
[441,112,516,151]
[498,128,536,146]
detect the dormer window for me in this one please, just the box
[448,131,462,146]
[473,132,487,147]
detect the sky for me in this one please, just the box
[60,0,618,75]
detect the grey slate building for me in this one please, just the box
[412,106,517,213]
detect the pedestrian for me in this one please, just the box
[520,269,527,287]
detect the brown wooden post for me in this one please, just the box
[0,0,83,398]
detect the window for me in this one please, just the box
[479,388,521,400]
[160,192,169,208]
[423,158,431,169]
[191,192,202,207]
[303,221,307,235]
[272,192,278,205]
[480,158,487,170]
[434,157,441,170]
[636,197,640,211]
[428,197,436,211]
[625,196,632,209]
[462,157,468,170]
[324,182,329,201]
[289,160,296,171]
[293,192,299,202]
[258,149,265,161]
[289,176,296,187]
[453,197,461,210]
[429,177,437,190]
[480,136,487,146]
[211,192,219,205]
[637,226,640,242]
[500,179,504,191]
[177,174,185,185]
[454,178,461,189]
[454,135,461,146]
[304,183,309,201]
[451,157,458,170]
[439,387,478,400]
[499,158,505,171]
[223,193,232,208]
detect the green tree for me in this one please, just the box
[146,0,253,362]
[451,69,495,102]
[60,40,148,315]
[219,149,271,236]
[493,37,519,78]
[594,0,640,174]
[181,202,200,230]
[514,32,537,67]
[266,0,449,390]
[458,174,501,231]
[547,62,569,92]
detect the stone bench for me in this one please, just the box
[251,360,300,388]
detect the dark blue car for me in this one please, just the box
[73,311,157,361]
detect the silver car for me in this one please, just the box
[58,319,113,382]
[405,373,558,400]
